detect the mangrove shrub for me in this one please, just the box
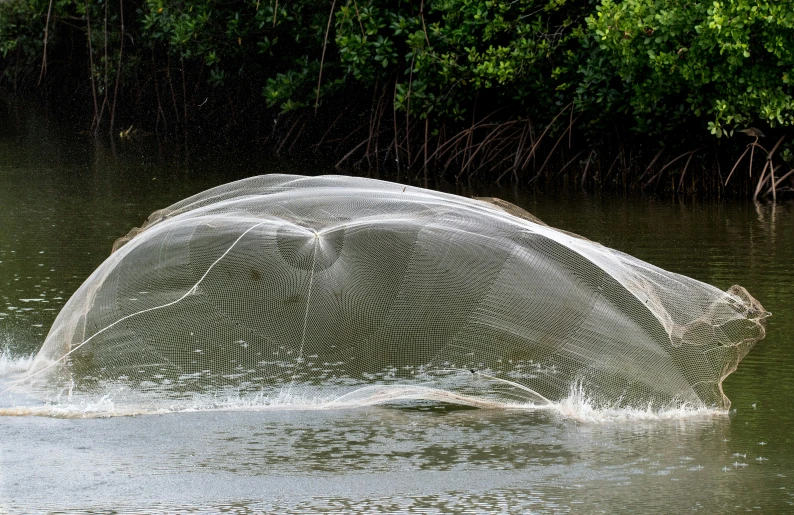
[1,0,793,193]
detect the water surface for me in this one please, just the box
[1,111,792,513]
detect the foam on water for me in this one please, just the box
[0,368,724,422]
[0,398,165,419]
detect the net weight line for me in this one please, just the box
[323,368,555,408]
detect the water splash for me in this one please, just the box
[0,347,34,376]
[0,379,725,422]
[1,341,725,422]
[552,382,725,423]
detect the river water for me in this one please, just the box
[0,113,793,513]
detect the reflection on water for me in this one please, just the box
[1,105,793,512]
[4,408,793,513]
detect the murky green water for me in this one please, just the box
[1,110,793,513]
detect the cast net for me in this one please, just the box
[25,175,767,411]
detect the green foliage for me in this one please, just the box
[585,0,794,135]
[137,0,344,110]
[0,0,44,63]
[1,0,793,140]
[334,0,588,119]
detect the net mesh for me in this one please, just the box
[29,175,768,410]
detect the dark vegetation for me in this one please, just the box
[1,0,793,197]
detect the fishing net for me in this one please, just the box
[28,175,767,410]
